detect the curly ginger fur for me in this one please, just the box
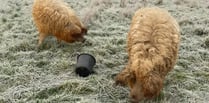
[32,0,87,45]
[115,7,180,103]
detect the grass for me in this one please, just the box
[0,0,209,103]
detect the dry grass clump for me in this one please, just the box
[173,0,199,8]
[120,0,127,7]
[204,36,209,48]
[80,0,112,27]
[193,26,209,36]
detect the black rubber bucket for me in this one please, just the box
[75,53,96,77]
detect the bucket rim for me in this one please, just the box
[77,53,96,64]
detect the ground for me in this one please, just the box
[0,0,209,103]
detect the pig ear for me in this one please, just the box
[128,71,136,83]
[127,71,136,88]
[65,22,73,28]
[142,71,163,98]
[66,24,81,34]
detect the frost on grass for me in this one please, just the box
[0,0,209,103]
